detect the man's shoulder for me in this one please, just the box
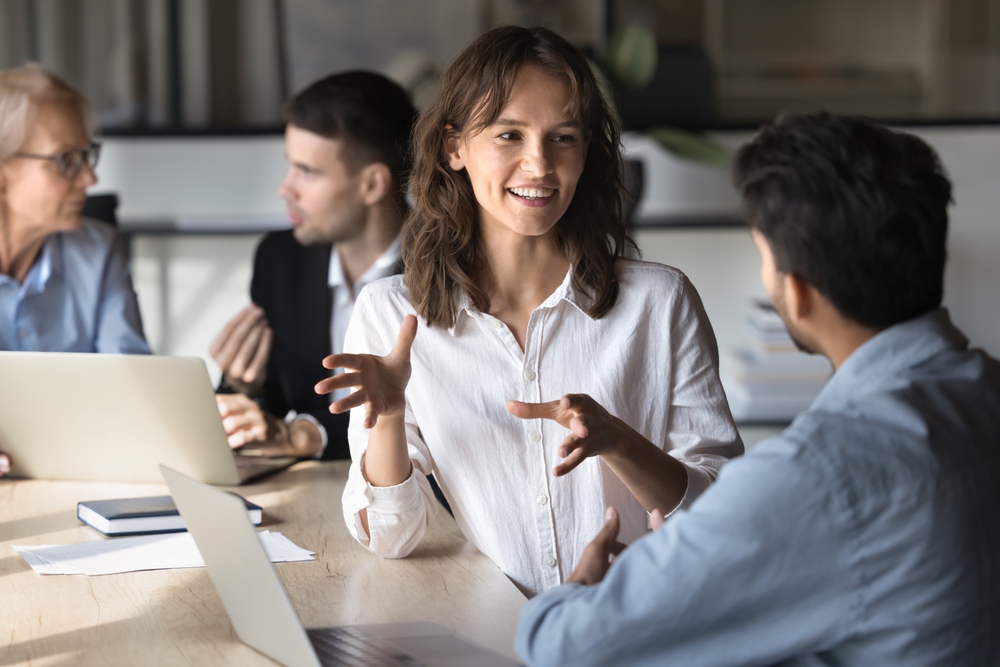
[253,230,332,279]
[256,229,329,258]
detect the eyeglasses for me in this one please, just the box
[12,142,101,179]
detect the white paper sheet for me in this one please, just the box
[12,530,315,576]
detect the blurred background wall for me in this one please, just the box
[2,0,998,442]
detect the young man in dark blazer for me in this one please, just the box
[210,72,415,461]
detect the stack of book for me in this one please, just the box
[721,300,833,422]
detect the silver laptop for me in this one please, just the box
[0,351,294,484]
[160,464,522,667]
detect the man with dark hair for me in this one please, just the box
[210,72,416,460]
[515,113,1000,666]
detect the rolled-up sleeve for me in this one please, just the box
[664,274,743,509]
[340,288,438,558]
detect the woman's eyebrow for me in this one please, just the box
[492,117,582,129]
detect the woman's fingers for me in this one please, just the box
[322,352,365,371]
[506,399,563,422]
[318,317,416,425]
[364,403,379,429]
[315,371,363,395]
[568,413,589,438]
[557,433,580,458]
[389,315,418,364]
[553,444,589,476]
[330,388,368,415]
[317,372,363,392]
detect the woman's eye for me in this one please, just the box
[498,131,521,141]
[553,134,577,144]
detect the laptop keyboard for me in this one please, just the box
[307,627,427,667]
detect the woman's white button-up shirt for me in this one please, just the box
[341,260,743,596]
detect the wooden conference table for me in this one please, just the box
[0,461,527,666]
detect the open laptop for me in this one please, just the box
[0,351,295,484]
[160,464,522,667]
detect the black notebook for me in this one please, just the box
[78,495,262,536]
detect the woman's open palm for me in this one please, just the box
[315,315,417,429]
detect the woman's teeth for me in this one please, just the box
[509,187,554,199]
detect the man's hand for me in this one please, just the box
[210,304,273,396]
[566,507,667,587]
[215,394,322,457]
[507,393,633,476]
[567,507,626,586]
[315,315,416,429]
[0,452,10,477]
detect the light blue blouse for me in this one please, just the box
[0,218,149,354]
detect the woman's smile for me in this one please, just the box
[508,185,557,207]
[446,64,587,238]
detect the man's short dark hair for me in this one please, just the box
[733,112,953,330]
[284,71,416,200]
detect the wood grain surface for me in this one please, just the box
[0,461,526,665]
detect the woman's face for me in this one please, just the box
[0,103,96,238]
[446,64,587,241]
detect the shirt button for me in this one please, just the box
[536,495,548,505]
[529,432,541,442]
[544,556,557,568]
[492,319,504,329]
[524,370,536,381]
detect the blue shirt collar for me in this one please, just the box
[0,233,63,296]
[813,308,967,408]
[22,233,63,296]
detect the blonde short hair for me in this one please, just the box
[0,63,93,162]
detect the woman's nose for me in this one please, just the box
[521,140,554,177]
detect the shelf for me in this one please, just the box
[630,215,746,229]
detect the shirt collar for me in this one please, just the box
[446,264,594,336]
[20,233,62,296]
[328,234,402,292]
[812,307,968,408]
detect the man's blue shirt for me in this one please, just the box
[0,219,149,354]
[517,309,1000,666]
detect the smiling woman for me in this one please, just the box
[316,26,743,596]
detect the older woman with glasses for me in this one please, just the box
[0,63,149,475]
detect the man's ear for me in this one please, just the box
[444,125,464,171]
[784,273,815,323]
[359,162,392,206]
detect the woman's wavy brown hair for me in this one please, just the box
[403,25,633,328]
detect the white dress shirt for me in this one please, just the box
[327,235,402,404]
[341,260,742,595]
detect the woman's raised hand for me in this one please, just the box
[315,315,417,429]
[507,393,628,476]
